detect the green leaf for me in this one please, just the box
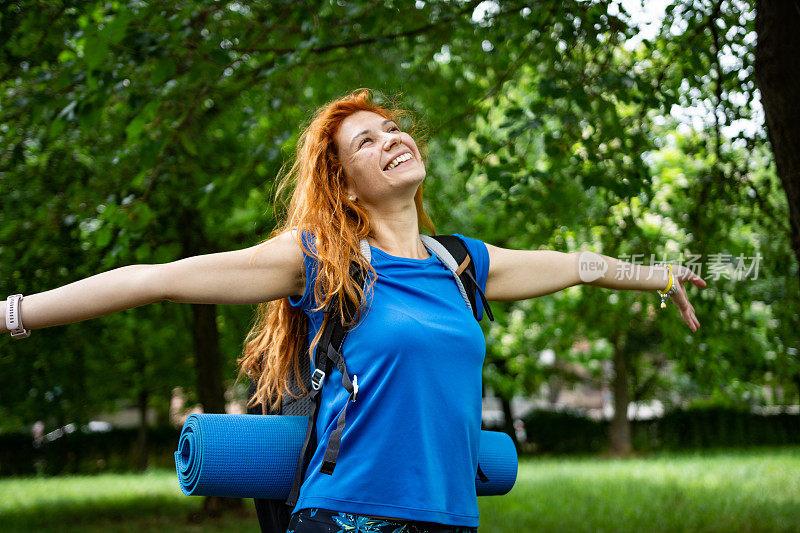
[96,224,112,248]
[151,58,176,85]
[125,114,146,141]
[86,70,98,91]
[180,132,199,156]
[98,11,132,45]
[57,49,76,63]
[83,34,109,70]
[125,101,159,142]
[48,118,66,140]
[210,48,230,65]
[135,243,151,261]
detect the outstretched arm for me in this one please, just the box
[485,244,706,331]
[484,244,583,301]
[1,231,304,334]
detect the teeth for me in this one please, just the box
[385,152,412,170]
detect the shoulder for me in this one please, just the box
[451,233,489,260]
[289,228,317,254]
[450,233,490,289]
[250,230,306,294]
[257,229,305,261]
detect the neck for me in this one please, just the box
[363,195,429,260]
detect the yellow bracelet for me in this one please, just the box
[657,264,674,294]
[657,264,677,308]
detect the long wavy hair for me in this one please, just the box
[237,88,436,413]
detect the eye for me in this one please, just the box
[388,125,400,132]
[359,137,372,148]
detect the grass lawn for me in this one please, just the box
[0,446,798,532]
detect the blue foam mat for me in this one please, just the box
[175,413,517,498]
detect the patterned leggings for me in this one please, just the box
[286,507,478,533]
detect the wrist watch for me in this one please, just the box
[6,294,31,338]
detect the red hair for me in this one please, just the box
[237,89,436,412]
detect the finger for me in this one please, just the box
[674,292,690,312]
[686,301,700,331]
[677,267,704,287]
[682,308,698,331]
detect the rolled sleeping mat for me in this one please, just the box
[175,413,517,498]
[474,430,518,495]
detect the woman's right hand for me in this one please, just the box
[1,230,305,334]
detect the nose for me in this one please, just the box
[382,130,402,151]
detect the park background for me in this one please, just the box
[1,0,799,531]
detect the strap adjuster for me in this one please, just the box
[311,368,326,390]
[350,375,358,402]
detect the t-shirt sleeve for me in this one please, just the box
[452,233,490,321]
[288,229,319,312]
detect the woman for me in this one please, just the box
[2,88,705,532]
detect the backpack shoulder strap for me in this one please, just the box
[286,242,370,508]
[421,234,494,322]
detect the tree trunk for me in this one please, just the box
[136,388,148,472]
[547,374,562,405]
[191,318,235,519]
[609,343,632,456]
[755,1,800,286]
[190,303,227,414]
[500,396,520,452]
[795,376,800,405]
[178,207,234,515]
[177,207,227,415]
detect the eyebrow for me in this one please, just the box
[350,119,395,150]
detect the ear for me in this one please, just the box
[341,173,357,200]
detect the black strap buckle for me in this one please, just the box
[311,368,326,390]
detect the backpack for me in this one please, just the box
[246,234,494,533]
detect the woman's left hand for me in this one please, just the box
[668,265,707,332]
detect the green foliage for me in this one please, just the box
[522,408,608,454]
[644,405,800,451]
[424,0,798,436]
[0,426,180,477]
[521,405,800,456]
[2,0,546,430]
[0,1,797,453]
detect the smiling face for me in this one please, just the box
[333,110,426,206]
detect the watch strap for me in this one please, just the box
[6,294,31,338]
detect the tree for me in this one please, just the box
[0,0,541,427]
[754,1,800,286]
[1,0,796,475]
[426,0,799,456]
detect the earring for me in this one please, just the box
[348,195,356,202]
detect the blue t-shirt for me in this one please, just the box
[288,231,489,528]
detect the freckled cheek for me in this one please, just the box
[347,157,371,178]
[351,161,384,191]
[402,134,419,154]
